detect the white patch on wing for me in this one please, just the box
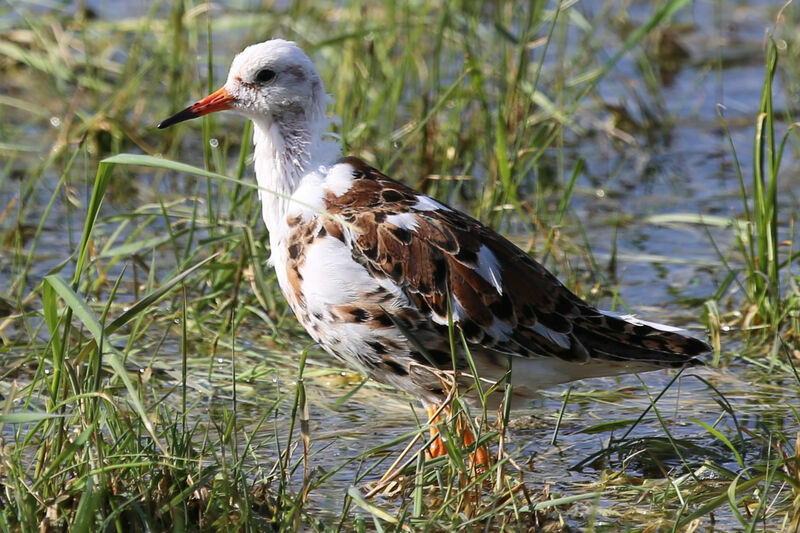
[412,195,450,212]
[300,236,375,313]
[476,245,503,294]
[385,212,419,231]
[451,295,467,322]
[531,322,571,350]
[430,294,467,325]
[324,162,355,196]
[602,311,686,333]
[287,172,326,222]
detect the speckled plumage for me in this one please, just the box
[159,39,709,409]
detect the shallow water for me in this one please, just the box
[1,0,799,529]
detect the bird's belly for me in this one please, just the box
[276,229,416,374]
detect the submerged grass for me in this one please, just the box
[0,0,799,531]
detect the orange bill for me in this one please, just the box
[157,87,234,129]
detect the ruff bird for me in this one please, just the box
[159,39,709,466]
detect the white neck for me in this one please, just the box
[251,112,340,245]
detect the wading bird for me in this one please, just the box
[159,39,709,470]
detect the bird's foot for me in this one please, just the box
[425,404,489,475]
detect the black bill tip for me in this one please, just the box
[157,107,198,129]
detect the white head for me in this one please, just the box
[159,39,340,236]
[158,39,328,134]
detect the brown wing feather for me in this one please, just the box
[325,157,709,367]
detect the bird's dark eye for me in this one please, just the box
[254,68,276,83]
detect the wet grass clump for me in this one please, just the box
[1,0,799,531]
[705,36,800,357]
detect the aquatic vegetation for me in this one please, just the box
[0,1,797,531]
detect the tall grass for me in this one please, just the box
[710,36,800,353]
[0,0,798,531]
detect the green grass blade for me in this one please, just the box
[0,412,64,424]
[346,486,398,524]
[688,416,744,469]
[73,160,114,287]
[43,275,169,456]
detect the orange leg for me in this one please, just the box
[425,405,448,459]
[459,419,489,474]
[425,404,489,473]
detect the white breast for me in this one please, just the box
[299,236,376,313]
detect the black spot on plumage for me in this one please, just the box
[411,349,452,368]
[429,298,446,317]
[415,297,431,315]
[363,245,378,260]
[367,340,389,355]
[373,211,386,223]
[316,226,327,238]
[350,308,369,323]
[384,339,401,353]
[460,319,481,340]
[432,257,447,286]
[381,189,404,203]
[389,226,413,243]
[383,358,408,376]
[288,243,301,260]
[391,262,404,280]
[489,294,514,320]
[432,322,448,335]
[374,313,394,327]
[455,247,478,265]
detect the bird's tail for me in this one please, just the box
[574,310,709,367]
